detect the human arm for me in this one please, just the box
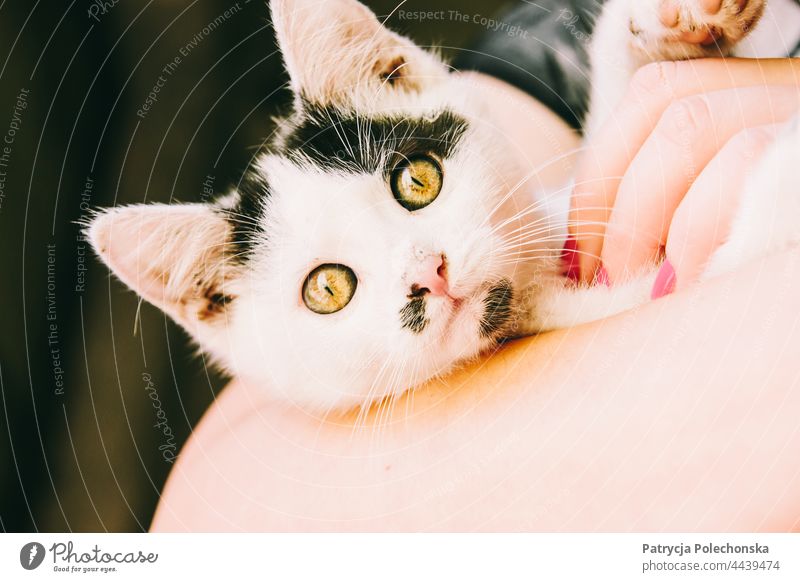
[151,247,800,532]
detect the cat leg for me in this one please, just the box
[702,115,800,279]
[512,271,657,335]
[587,0,767,135]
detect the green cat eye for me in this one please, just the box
[390,154,443,211]
[302,264,358,315]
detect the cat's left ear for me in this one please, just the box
[270,0,447,109]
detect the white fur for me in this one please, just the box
[89,0,799,411]
[703,116,800,278]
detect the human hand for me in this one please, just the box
[569,58,800,296]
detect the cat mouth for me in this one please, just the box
[449,295,465,312]
[437,293,466,332]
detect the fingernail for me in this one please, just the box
[562,236,580,282]
[596,266,611,287]
[651,260,677,300]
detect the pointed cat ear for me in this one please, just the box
[87,204,239,327]
[270,0,447,109]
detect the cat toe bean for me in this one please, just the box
[659,0,682,27]
[702,0,724,13]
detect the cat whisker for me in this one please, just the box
[221,210,264,227]
[494,233,609,251]
[494,220,612,248]
[352,353,396,436]
[497,220,612,244]
[372,359,404,439]
[486,173,628,236]
[500,238,606,253]
[495,248,603,266]
[479,145,588,227]
[487,193,616,238]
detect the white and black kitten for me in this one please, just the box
[88,0,798,410]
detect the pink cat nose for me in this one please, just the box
[408,253,449,298]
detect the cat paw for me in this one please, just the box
[628,0,766,61]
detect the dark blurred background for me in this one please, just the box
[0,0,596,531]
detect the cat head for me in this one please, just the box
[88,0,561,410]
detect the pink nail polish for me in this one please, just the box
[596,266,611,287]
[651,260,677,300]
[562,236,580,282]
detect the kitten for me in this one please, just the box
[88,0,797,410]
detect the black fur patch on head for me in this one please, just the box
[400,297,429,334]
[222,173,270,261]
[480,280,513,338]
[219,107,467,260]
[281,105,468,175]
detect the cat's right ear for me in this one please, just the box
[85,203,240,330]
[270,0,447,110]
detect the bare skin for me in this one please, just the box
[151,248,800,531]
[571,58,800,285]
[150,71,800,532]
